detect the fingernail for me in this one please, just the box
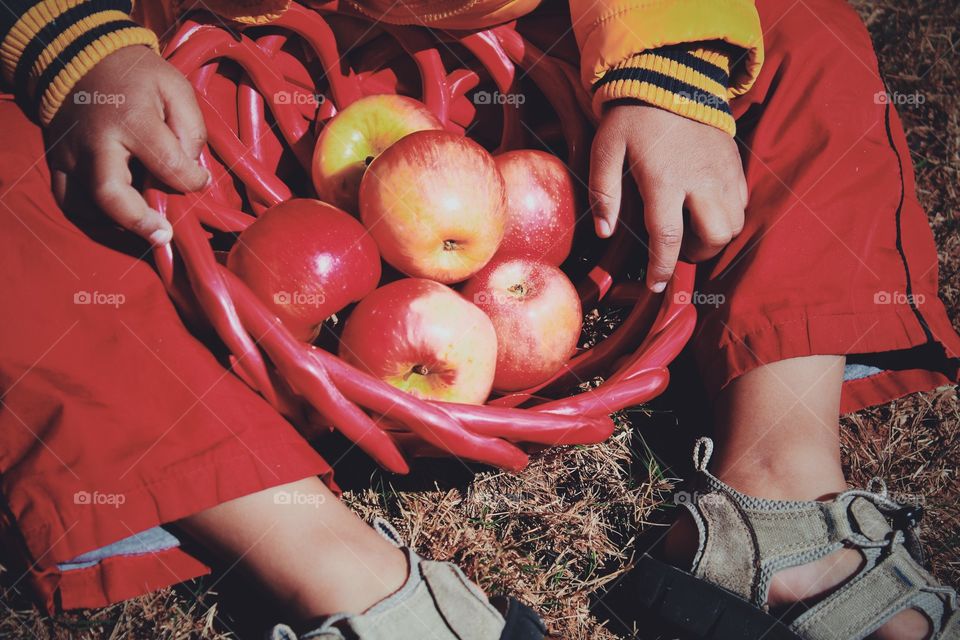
[148,226,173,246]
[595,218,612,237]
[651,281,667,293]
[201,167,212,188]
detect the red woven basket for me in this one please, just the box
[145,2,698,474]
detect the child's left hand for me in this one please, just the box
[588,102,748,292]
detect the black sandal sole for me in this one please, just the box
[493,596,547,640]
[634,555,804,640]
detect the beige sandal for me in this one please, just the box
[633,438,959,639]
[269,519,546,640]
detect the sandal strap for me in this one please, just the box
[790,542,958,640]
[686,440,899,605]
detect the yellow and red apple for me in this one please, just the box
[338,278,498,404]
[312,94,441,213]
[359,130,507,284]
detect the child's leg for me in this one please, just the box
[652,0,960,633]
[706,356,930,639]
[178,476,407,622]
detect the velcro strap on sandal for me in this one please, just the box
[340,559,504,639]
[420,560,506,638]
[790,544,947,640]
[691,491,893,604]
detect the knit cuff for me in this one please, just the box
[1,0,158,124]
[592,43,736,136]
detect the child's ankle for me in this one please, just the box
[713,454,847,502]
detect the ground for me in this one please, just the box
[1,0,958,637]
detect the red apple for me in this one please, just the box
[494,150,576,266]
[227,198,381,341]
[339,278,498,404]
[359,130,507,284]
[461,258,582,391]
[312,95,442,213]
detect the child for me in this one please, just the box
[0,1,957,639]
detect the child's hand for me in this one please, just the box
[589,103,748,292]
[46,46,210,246]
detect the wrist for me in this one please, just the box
[1,0,158,124]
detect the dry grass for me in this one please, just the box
[2,0,958,637]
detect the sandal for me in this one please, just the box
[269,519,547,640]
[634,438,959,639]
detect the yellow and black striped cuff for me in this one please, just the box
[1,0,158,124]
[592,44,736,136]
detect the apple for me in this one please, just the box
[312,94,442,213]
[339,278,498,404]
[359,130,507,284]
[461,258,582,391]
[227,198,381,341]
[494,149,576,266]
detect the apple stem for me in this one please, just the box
[364,155,374,166]
[411,364,430,376]
[442,239,458,251]
[508,282,526,297]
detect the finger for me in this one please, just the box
[682,192,740,262]
[588,125,626,238]
[641,189,685,292]
[125,119,209,193]
[90,144,173,245]
[159,74,207,160]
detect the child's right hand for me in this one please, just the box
[45,46,210,246]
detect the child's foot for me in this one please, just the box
[270,519,547,640]
[667,516,933,639]
[649,438,958,640]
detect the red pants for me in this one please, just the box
[1,0,958,613]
